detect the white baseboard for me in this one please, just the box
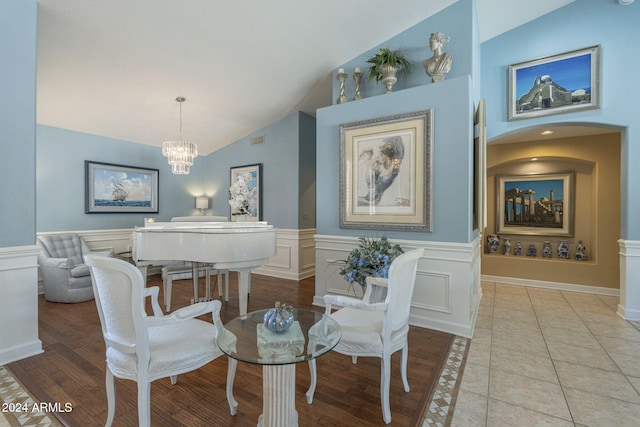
[481,274,620,296]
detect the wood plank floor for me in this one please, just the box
[9,272,453,426]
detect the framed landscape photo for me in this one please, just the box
[229,163,261,221]
[339,109,433,231]
[496,172,574,236]
[85,161,159,213]
[508,45,600,120]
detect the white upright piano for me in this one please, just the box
[133,221,276,315]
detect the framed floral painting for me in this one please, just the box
[229,163,261,221]
[339,109,433,231]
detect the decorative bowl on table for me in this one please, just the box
[263,301,294,333]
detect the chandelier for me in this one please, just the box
[162,97,198,175]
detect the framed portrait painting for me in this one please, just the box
[229,163,262,221]
[496,172,574,236]
[85,161,159,213]
[508,45,600,120]
[339,109,433,231]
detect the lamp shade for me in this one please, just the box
[195,196,209,210]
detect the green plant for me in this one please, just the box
[365,47,413,82]
[338,236,404,287]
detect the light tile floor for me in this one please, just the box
[451,281,640,427]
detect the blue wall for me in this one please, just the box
[332,0,477,103]
[203,111,315,230]
[0,0,38,247]
[317,76,474,242]
[36,126,206,231]
[318,0,478,243]
[481,0,640,239]
[36,111,315,233]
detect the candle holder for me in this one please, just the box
[336,68,348,104]
[353,67,363,100]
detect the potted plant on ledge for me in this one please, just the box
[366,47,412,93]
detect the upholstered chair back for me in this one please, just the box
[90,257,146,352]
[37,234,90,265]
[385,249,422,333]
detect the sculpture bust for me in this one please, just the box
[423,32,452,83]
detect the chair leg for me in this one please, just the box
[401,343,410,392]
[170,375,177,385]
[226,357,238,415]
[138,381,151,427]
[351,356,358,364]
[381,353,392,424]
[105,368,116,427]
[305,359,317,404]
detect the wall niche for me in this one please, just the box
[482,132,621,290]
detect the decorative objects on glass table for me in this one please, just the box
[263,302,295,333]
[218,309,341,427]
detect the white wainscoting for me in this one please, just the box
[37,228,316,287]
[314,234,482,338]
[0,245,43,365]
[618,239,640,320]
[253,229,316,280]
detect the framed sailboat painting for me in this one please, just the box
[85,161,159,213]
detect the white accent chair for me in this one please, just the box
[36,233,113,303]
[85,255,238,427]
[314,248,423,424]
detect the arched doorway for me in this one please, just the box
[482,123,622,295]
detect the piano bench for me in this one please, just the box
[161,265,229,312]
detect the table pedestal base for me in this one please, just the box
[258,364,298,427]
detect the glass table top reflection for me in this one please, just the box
[218,308,341,365]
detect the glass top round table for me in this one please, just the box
[218,308,341,427]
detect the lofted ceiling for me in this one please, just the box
[36,0,574,155]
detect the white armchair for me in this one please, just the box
[36,233,112,303]
[85,255,237,427]
[315,248,423,424]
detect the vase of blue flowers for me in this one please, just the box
[338,236,404,294]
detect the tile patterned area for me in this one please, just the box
[0,367,61,426]
[450,281,640,427]
[421,336,469,426]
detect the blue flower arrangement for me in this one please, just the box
[339,236,404,288]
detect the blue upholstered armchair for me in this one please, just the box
[37,233,112,303]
